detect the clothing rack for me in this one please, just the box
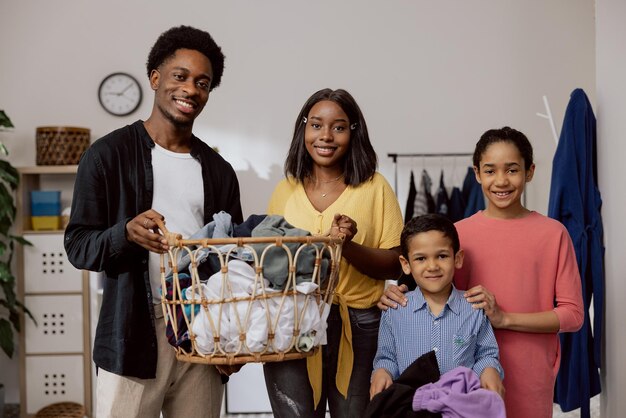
[387,152,473,195]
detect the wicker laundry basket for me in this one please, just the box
[156,219,343,365]
[34,402,85,418]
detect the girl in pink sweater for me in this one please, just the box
[382,127,584,418]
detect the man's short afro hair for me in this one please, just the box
[146,25,225,91]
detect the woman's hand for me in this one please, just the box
[370,368,393,400]
[377,284,409,310]
[330,213,402,280]
[464,285,506,328]
[331,213,357,242]
[125,209,169,253]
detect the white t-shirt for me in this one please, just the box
[148,143,204,302]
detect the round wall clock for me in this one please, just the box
[98,72,143,116]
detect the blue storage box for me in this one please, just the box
[30,190,61,216]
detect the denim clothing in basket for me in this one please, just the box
[172,212,267,277]
[249,215,330,290]
[64,120,243,379]
[373,286,503,381]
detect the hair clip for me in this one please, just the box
[302,117,308,124]
[350,123,357,130]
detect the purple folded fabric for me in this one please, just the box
[413,366,505,418]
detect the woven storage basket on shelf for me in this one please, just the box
[34,402,85,418]
[36,126,90,165]
[156,219,343,365]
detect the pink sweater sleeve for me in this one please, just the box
[553,229,584,333]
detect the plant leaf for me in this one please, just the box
[0,159,19,190]
[0,274,17,311]
[15,300,36,325]
[9,234,32,247]
[0,110,14,128]
[0,261,15,283]
[0,182,16,226]
[0,318,15,358]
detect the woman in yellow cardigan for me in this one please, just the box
[263,88,404,417]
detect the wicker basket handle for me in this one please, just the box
[153,218,182,246]
[322,227,346,241]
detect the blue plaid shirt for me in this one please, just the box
[373,285,503,380]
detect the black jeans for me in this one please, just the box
[263,304,381,418]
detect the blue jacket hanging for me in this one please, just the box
[548,88,604,418]
[462,167,484,218]
[447,187,465,222]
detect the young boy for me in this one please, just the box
[370,214,504,399]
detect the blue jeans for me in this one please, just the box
[263,304,381,418]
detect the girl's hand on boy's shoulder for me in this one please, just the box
[464,285,506,328]
[377,284,409,310]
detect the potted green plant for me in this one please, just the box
[0,109,34,364]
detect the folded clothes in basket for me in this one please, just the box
[249,215,331,290]
[189,259,330,355]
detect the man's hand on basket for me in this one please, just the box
[331,213,357,242]
[126,209,169,253]
[215,364,244,376]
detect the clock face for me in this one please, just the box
[98,72,143,116]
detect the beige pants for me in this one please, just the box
[96,311,223,418]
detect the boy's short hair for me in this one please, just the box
[146,25,225,92]
[401,214,460,257]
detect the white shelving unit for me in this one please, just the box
[16,166,92,417]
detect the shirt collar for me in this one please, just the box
[137,120,201,159]
[409,284,462,316]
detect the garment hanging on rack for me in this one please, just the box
[413,170,435,217]
[405,170,435,222]
[548,88,603,418]
[423,170,436,214]
[448,187,465,223]
[462,167,485,218]
[404,171,418,223]
[435,170,450,217]
[391,153,474,223]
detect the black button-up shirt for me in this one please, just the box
[64,120,242,378]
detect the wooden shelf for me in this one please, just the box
[16,167,77,232]
[17,165,78,175]
[21,229,65,235]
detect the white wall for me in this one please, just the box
[596,0,626,416]
[0,0,596,405]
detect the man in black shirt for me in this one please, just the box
[65,25,242,417]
